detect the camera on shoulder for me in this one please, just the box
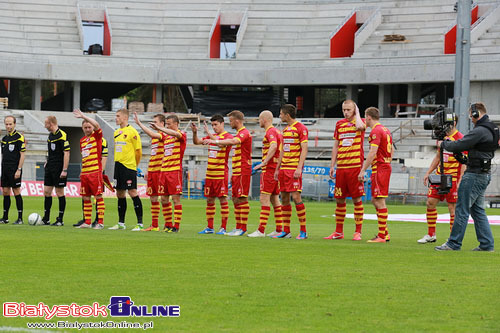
[423,106,455,140]
[423,106,456,194]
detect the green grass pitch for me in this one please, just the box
[1,197,499,332]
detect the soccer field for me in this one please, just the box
[1,197,499,332]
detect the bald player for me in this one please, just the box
[325,100,366,241]
[249,110,283,237]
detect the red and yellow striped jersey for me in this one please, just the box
[203,131,233,180]
[262,126,282,172]
[80,129,103,175]
[438,129,464,181]
[232,127,252,176]
[161,130,187,172]
[369,122,393,173]
[334,118,365,170]
[148,135,165,172]
[281,121,308,170]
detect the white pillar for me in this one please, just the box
[32,79,42,111]
[155,84,163,104]
[346,85,358,102]
[73,81,81,110]
[407,84,421,113]
[378,84,391,117]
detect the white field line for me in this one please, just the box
[321,214,500,225]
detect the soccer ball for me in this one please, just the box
[28,213,43,226]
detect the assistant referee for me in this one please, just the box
[0,115,26,224]
[42,115,70,226]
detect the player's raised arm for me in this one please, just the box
[203,121,216,140]
[191,123,203,145]
[73,108,100,130]
[133,112,161,139]
[150,123,182,139]
[354,103,366,131]
[203,136,238,146]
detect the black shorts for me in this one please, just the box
[1,165,22,188]
[114,162,137,190]
[44,165,67,187]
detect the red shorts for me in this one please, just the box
[260,170,280,195]
[204,177,228,198]
[334,168,365,199]
[428,180,458,203]
[278,169,302,193]
[80,172,103,197]
[371,164,392,198]
[159,171,183,196]
[146,171,161,196]
[231,174,251,198]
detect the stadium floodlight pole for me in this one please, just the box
[453,0,472,134]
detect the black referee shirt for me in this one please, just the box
[1,130,26,167]
[47,128,70,167]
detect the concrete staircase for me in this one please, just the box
[4,0,495,61]
[352,1,457,58]
[0,0,81,57]
[472,23,500,55]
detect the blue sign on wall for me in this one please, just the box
[302,166,330,175]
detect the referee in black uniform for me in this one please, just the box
[0,115,26,224]
[43,116,70,226]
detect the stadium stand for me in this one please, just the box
[1,0,500,200]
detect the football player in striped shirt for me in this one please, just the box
[249,110,283,237]
[325,100,366,241]
[192,115,233,234]
[358,107,393,243]
[274,104,308,240]
[0,115,26,225]
[203,110,252,236]
[73,109,106,229]
[418,116,465,244]
[151,115,187,233]
[73,134,108,228]
[133,113,166,231]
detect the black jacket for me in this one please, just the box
[441,115,495,173]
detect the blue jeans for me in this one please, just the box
[446,172,494,250]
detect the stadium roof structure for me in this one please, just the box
[1,0,500,85]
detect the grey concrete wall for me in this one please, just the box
[470,81,500,115]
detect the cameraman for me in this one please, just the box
[435,102,497,252]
